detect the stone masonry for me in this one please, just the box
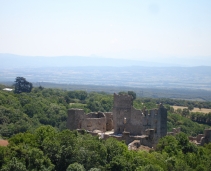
[111,93,167,147]
[67,110,113,132]
[189,129,211,146]
[67,93,167,147]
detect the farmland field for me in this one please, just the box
[172,106,211,113]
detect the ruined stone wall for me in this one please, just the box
[67,109,85,130]
[189,129,211,146]
[126,107,160,136]
[204,129,211,144]
[109,131,154,148]
[167,127,181,136]
[104,112,113,131]
[159,106,167,138]
[81,117,106,132]
[86,112,105,118]
[113,93,133,134]
[67,93,167,148]
[113,93,133,109]
[112,93,167,143]
[67,109,108,132]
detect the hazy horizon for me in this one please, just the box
[1,53,211,67]
[0,1,211,66]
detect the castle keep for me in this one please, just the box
[67,93,167,147]
[113,93,167,137]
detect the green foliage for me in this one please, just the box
[66,163,85,171]
[1,157,27,171]
[67,91,88,101]
[0,147,6,168]
[167,113,208,136]
[0,84,7,90]
[133,99,157,110]
[0,86,71,138]
[1,126,211,171]
[175,133,198,154]
[104,138,128,163]
[118,91,136,101]
[69,103,90,113]
[118,91,127,95]
[89,168,101,171]
[1,83,211,170]
[182,108,190,117]
[155,133,211,171]
[86,93,113,112]
[156,135,179,156]
[1,82,208,139]
[14,77,33,94]
[128,91,136,100]
[188,104,194,111]
[154,98,211,109]
[190,112,211,125]
[136,164,164,171]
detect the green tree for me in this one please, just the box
[66,163,85,171]
[169,107,174,113]
[198,104,202,110]
[176,133,197,154]
[175,108,182,114]
[156,135,179,156]
[73,134,107,170]
[35,125,57,148]
[188,105,194,111]
[0,146,6,168]
[118,91,127,95]
[136,164,164,171]
[14,77,33,94]
[128,91,136,100]
[25,148,54,170]
[104,138,128,163]
[1,157,27,171]
[108,156,133,171]
[89,168,101,171]
[182,108,189,117]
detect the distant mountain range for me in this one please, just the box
[0,53,183,68]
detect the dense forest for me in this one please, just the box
[0,82,211,170]
[0,83,209,138]
[1,126,211,171]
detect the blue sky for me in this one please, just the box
[0,0,211,65]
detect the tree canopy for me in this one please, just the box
[0,126,211,171]
[0,83,211,170]
[14,77,33,94]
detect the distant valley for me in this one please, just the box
[1,66,211,90]
[1,53,211,101]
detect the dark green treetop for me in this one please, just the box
[14,77,33,94]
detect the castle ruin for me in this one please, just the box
[67,93,167,147]
[67,110,113,132]
[189,129,211,146]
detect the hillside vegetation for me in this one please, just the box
[0,126,211,171]
[0,84,210,137]
[0,84,211,170]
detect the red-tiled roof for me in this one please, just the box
[0,140,8,146]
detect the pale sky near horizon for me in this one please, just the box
[0,0,211,64]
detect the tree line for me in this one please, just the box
[0,80,209,138]
[0,78,211,170]
[1,125,211,171]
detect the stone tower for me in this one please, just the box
[112,93,167,141]
[67,109,84,130]
[113,93,133,134]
